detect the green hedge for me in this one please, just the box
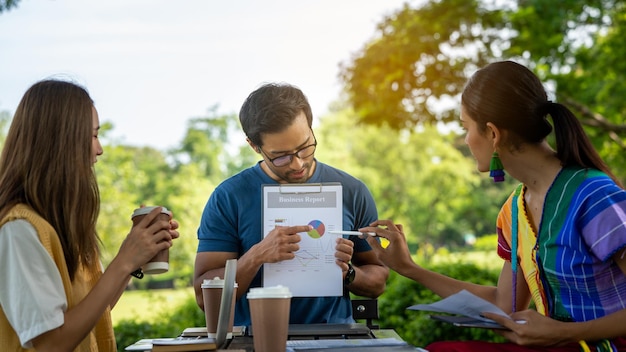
[377,262,506,347]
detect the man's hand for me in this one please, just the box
[336,235,388,297]
[254,225,311,263]
[335,238,355,276]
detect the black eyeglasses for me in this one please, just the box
[259,139,317,167]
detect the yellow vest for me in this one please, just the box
[0,204,116,351]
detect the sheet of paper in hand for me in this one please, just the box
[428,314,509,329]
[408,289,515,329]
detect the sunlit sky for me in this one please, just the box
[0,0,413,150]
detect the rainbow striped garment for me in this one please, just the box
[497,166,626,322]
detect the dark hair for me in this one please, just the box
[462,61,620,186]
[0,79,101,280]
[239,83,313,147]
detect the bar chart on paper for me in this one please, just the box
[262,184,344,297]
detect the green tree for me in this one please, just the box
[170,108,256,183]
[340,0,506,128]
[340,0,626,181]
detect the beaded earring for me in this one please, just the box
[489,152,505,182]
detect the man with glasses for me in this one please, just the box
[193,83,388,326]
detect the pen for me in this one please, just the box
[328,230,377,237]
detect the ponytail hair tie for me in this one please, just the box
[535,100,554,118]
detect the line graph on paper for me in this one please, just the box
[266,219,337,270]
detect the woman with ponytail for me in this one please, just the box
[361,61,626,351]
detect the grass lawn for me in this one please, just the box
[112,287,196,326]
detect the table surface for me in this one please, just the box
[125,326,413,352]
[223,328,406,351]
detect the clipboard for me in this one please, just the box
[272,183,326,194]
[261,183,343,297]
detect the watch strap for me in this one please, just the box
[344,263,356,285]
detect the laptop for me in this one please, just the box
[215,259,237,348]
[247,322,371,337]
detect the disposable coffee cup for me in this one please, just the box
[201,277,238,338]
[131,206,172,275]
[247,285,292,352]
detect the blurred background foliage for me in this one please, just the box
[1,0,625,349]
[340,0,626,177]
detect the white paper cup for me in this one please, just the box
[201,277,238,338]
[131,206,172,275]
[247,285,292,352]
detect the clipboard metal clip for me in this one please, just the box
[278,183,322,194]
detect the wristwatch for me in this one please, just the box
[344,263,356,285]
[130,268,144,279]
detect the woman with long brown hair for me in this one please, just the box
[0,79,179,351]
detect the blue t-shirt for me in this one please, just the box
[197,160,378,326]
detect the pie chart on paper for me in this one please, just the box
[307,220,325,239]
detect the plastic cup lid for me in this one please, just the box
[201,277,238,288]
[131,206,171,218]
[247,285,292,299]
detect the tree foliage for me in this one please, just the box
[340,0,507,128]
[341,0,626,181]
[169,108,257,182]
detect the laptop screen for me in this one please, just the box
[215,258,237,348]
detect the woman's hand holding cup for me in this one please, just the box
[119,206,179,276]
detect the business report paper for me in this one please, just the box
[262,183,343,297]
